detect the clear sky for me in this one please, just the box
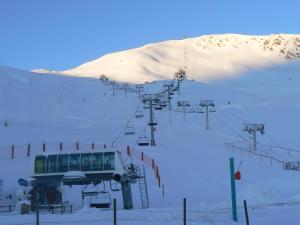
[0,0,299,71]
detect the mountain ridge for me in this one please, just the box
[33,34,300,83]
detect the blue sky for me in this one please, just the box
[0,0,299,71]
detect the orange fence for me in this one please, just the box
[125,146,161,187]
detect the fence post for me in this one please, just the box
[229,157,238,221]
[27,143,31,157]
[243,200,250,225]
[183,198,186,225]
[11,144,14,159]
[113,198,117,225]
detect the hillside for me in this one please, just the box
[33,34,300,83]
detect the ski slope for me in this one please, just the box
[1,62,300,224]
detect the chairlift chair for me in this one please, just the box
[154,104,162,110]
[197,108,205,113]
[138,136,150,146]
[125,126,135,135]
[148,118,157,126]
[209,108,216,112]
[135,110,144,118]
[89,191,111,208]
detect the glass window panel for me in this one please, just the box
[58,154,69,172]
[35,156,46,174]
[103,152,115,170]
[81,153,92,171]
[46,155,58,173]
[92,153,103,171]
[69,154,80,171]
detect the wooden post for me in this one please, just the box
[11,145,14,159]
[183,198,186,225]
[113,198,117,225]
[243,200,250,225]
[27,143,31,157]
[59,142,63,151]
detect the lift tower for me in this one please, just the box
[243,123,265,151]
[199,100,216,130]
[142,94,159,146]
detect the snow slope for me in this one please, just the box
[1,62,300,224]
[33,34,300,83]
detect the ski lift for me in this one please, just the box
[138,136,150,146]
[135,110,144,118]
[125,125,135,135]
[82,184,112,208]
[89,191,111,208]
[197,108,205,113]
[154,104,162,110]
[161,102,167,107]
[148,118,157,126]
[209,107,216,112]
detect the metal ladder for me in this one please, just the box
[136,165,149,209]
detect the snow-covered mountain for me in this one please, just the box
[33,34,300,83]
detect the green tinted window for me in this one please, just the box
[92,153,103,171]
[81,153,92,171]
[58,154,69,172]
[46,155,57,173]
[69,154,80,171]
[35,156,46,174]
[103,152,115,170]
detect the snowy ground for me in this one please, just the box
[1,63,300,224]
[1,203,300,225]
